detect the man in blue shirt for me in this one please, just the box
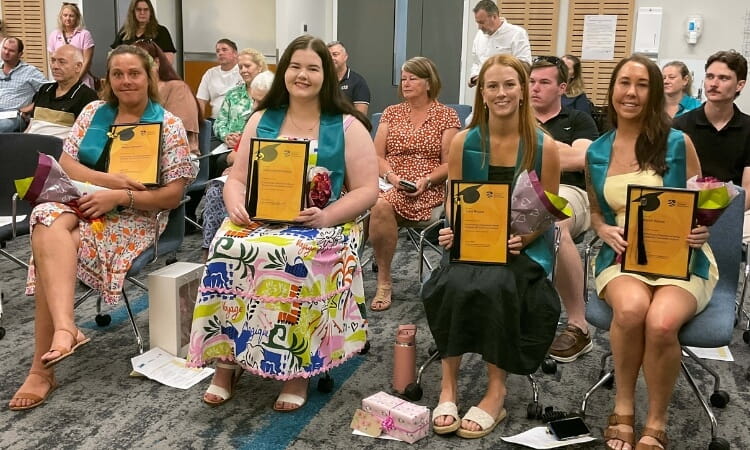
[0,37,47,132]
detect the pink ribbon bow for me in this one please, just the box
[381,416,395,432]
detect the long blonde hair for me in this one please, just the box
[57,3,84,32]
[563,54,585,97]
[467,54,538,172]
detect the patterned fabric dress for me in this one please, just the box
[381,101,461,221]
[188,112,367,380]
[25,101,196,304]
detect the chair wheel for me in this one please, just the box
[710,390,730,408]
[743,330,749,344]
[317,373,334,393]
[371,261,378,272]
[404,383,423,401]
[541,358,557,374]
[428,345,438,356]
[600,370,615,389]
[709,437,730,450]
[359,341,370,355]
[0,327,5,340]
[571,408,585,419]
[527,402,542,420]
[95,314,112,327]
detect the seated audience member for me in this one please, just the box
[327,40,371,114]
[8,45,195,411]
[424,54,560,439]
[663,60,701,118]
[25,45,98,139]
[187,35,378,412]
[111,0,176,64]
[134,39,200,157]
[0,37,47,132]
[561,54,592,116]
[587,54,714,450]
[47,2,96,89]
[529,56,598,363]
[197,38,242,121]
[368,56,461,311]
[673,51,750,242]
[201,69,274,261]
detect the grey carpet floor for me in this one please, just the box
[1,227,749,449]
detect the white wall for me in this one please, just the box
[460,1,750,111]
[275,0,333,56]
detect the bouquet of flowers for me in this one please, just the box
[14,153,106,231]
[686,175,740,226]
[510,170,572,235]
[307,166,332,209]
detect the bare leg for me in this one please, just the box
[554,220,587,332]
[461,362,507,431]
[639,286,696,448]
[434,355,462,426]
[368,198,399,309]
[603,276,652,450]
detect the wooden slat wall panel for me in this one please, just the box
[501,0,560,57]
[1,0,48,73]
[565,0,635,105]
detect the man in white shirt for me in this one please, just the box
[469,0,532,87]
[196,38,242,119]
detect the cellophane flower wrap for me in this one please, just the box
[307,166,332,209]
[14,153,106,231]
[686,175,739,226]
[510,169,572,235]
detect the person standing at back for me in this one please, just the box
[111,0,177,64]
[47,3,96,89]
[468,0,531,88]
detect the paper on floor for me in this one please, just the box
[683,346,734,362]
[0,215,27,227]
[352,429,400,441]
[131,347,214,389]
[501,426,597,449]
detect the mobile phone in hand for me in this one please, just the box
[547,417,591,440]
[399,180,418,193]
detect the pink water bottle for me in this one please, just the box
[392,324,417,394]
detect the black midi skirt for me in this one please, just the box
[421,252,561,375]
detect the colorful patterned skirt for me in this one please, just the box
[187,218,367,380]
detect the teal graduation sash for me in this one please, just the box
[586,128,710,279]
[256,107,345,203]
[78,100,165,168]
[462,126,554,274]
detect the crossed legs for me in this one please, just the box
[604,276,696,449]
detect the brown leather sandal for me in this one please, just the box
[635,427,668,449]
[604,413,635,450]
[42,327,91,369]
[370,283,392,311]
[8,370,58,411]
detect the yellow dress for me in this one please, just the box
[594,170,718,314]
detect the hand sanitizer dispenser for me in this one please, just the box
[686,15,703,45]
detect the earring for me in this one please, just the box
[483,103,488,110]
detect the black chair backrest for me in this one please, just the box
[187,119,212,193]
[0,133,64,215]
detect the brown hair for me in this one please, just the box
[399,56,442,100]
[121,0,159,41]
[101,45,160,107]
[562,54,585,97]
[467,54,539,172]
[705,50,748,98]
[663,60,693,96]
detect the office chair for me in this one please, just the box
[0,134,64,340]
[579,190,745,450]
[185,119,212,230]
[74,199,187,354]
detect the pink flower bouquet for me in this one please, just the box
[686,175,740,226]
[510,170,572,235]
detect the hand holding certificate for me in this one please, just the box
[450,181,510,264]
[106,122,163,186]
[622,185,698,280]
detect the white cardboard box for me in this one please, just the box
[147,262,204,357]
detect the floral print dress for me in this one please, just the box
[25,101,196,304]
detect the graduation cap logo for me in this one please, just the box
[108,126,136,141]
[257,143,280,162]
[631,191,663,265]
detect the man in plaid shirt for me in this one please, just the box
[0,37,47,132]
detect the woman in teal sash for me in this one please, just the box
[187,35,378,412]
[423,55,561,439]
[9,45,195,411]
[586,54,715,450]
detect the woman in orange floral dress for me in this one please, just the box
[368,57,461,311]
[9,45,195,411]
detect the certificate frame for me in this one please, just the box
[621,185,698,280]
[245,137,310,223]
[105,122,163,187]
[449,180,510,265]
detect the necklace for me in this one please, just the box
[288,115,319,132]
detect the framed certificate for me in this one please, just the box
[106,122,163,186]
[246,138,310,222]
[622,185,698,280]
[449,181,510,265]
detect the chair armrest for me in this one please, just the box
[582,234,601,303]
[11,193,20,239]
[149,196,190,264]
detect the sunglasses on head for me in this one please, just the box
[533,56,564,67]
